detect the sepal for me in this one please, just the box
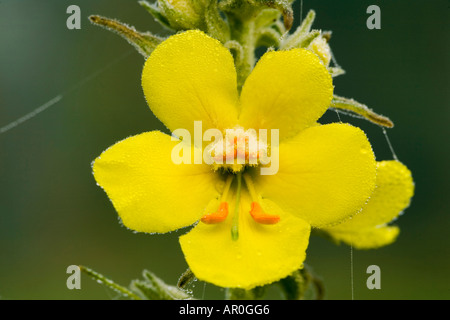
[89,15,164,58]
[131,270,194,300]
[331,95,394,128]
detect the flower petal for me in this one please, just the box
[323,160,414,249]
[92,131,222,233]
[332,160,414,229]
[252,123,376,228]
[238,48,333,141]
[179,190,311,289]
[142,30,239,135]
[325,226,400,250]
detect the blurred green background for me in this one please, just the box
[0,0,448,300]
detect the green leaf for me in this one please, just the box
[280,9,315,49]
[131,280,163,300]
[139,0,173,30]
[282,28,320,50]
[79,265,142,300]
[299,29,321,48]
[89,15,164,58]
[131,270,193,300]
[331,95,394,128]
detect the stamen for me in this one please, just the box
[231,172,242,241]
[220,174,234,202]
[201,202,228,224]
[243,173,258,201]
[243,173,280,225]
[200,175,234,224]
[249,202,280,225]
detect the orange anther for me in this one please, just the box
[249,202,280,225]
[201,202,229,224]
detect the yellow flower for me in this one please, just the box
[323,160,414,249]
[92,30,377,289]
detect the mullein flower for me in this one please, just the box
[92,30,377,289]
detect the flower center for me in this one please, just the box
[206,126,268,173]
[201,172,280,241]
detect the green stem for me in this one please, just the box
[234,18,256,91]
[231,172,242,241]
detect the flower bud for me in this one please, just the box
[308,35,331,66]
[158,0,204,30]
